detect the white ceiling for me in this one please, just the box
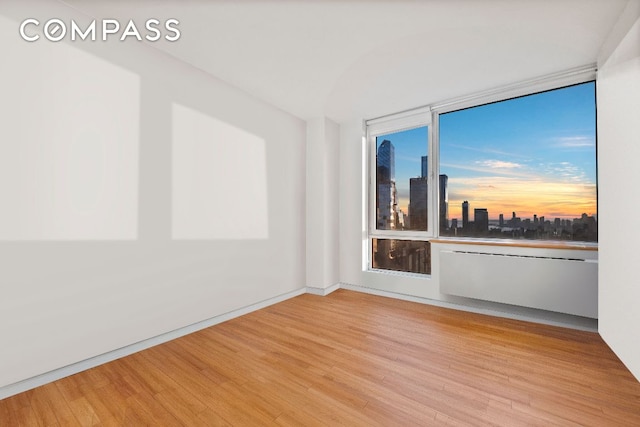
[65,0,629,122]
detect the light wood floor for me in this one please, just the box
[2,289,639,426]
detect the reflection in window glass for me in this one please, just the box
[376,127,429,231]
[439,82,597,242]
[372,239,431,274]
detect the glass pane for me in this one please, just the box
[372,239,431,274]
[439,82,597,242]
[376,127,429,231]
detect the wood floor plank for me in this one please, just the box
[274,409,327,427]
[65,396,99,427]
[36,383,80,427]
[2,290,640,426]
[87,384,132,425]
[123,390,183,427]
[12,406,44,427]
[193,407,233,426]
[28,386,65,427]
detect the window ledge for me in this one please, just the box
[430,238,597,251]
[367,268,432,279]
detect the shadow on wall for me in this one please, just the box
[0,13,141,240]
[0,13,270,242]
[171,103,269,240]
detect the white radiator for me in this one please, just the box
[439,250,598,318]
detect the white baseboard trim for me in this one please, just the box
[0,287,307,401]
[306,283,340,296]
[1,282,597,400]
[340,283,598,333]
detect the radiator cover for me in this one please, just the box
[439,250,598,318]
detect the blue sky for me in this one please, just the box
[377,82,597,221]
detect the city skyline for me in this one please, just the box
[377,81,597,222]
[442,81,597,221]
[376,126,427,214]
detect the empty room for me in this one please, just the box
[1,0,639,425]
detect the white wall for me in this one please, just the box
[0,1,305,389]
[306,118,340,291]
[597,11,640,381]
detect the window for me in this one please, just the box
[375,127,429,232]
[372,239,431,275]
[439,82,597,242]
[367,108,433,275]
[366,70,597,275]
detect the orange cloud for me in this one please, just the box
[447,177,596,221]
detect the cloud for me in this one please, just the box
[441,162,535,179]
[478,160,522,169]
[541,162,591,184]
[446,176,597,220]
[552,135,595,148]
[444,157,594,186]
[446,143,531,159]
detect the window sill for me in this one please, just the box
[430,238,597,252]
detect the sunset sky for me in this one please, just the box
[378,81,597,222]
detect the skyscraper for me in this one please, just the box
[474,208,489,232]
[439,174,448,231]
[462,200,469,230]
[421,155,428,178]
[409,177,428,230]
[377,140,395,183]
[377,140,397,230]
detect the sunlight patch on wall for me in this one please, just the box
[171,104,269,240]
[0,15,140,240]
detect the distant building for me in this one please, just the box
[439,174,448,231]
[373,239,431,275]
[409,177,428,231]
[377,140,394,183]
[509,211,521,228]
[377,182,397,229]
[474,208,489,232]
[462,201,469,230]
[421,155,428,178]
[377,140,397,230]
[499,213,504,228]
[397,210,406,229]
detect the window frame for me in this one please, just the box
[366,106,436,273]
[367,106,436,241]
[365,64,598,274]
